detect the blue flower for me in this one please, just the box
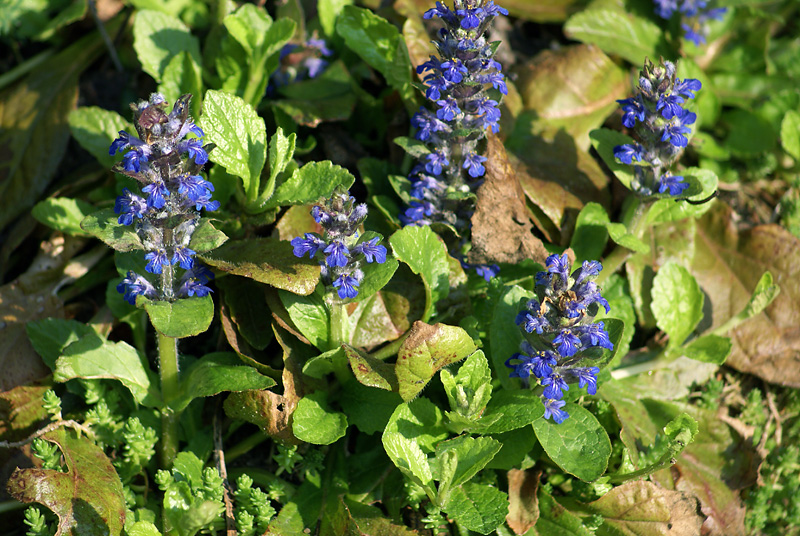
[659,174,690,196]
[553,329,581,357]
[571,367,600,395]
[462,152,487,178]
[472,263,500,281]
[439,59,468,84]
[613,143,645,165]
[324,240,349,268]
[117,271,157,305]
[657,93,686,119]
[145,249,170,274]
[578,322,614,351]
[172,247,196,270]
[456,7,484,29]
[436,97,461,121]
[142,181,169,210]
[543,398,569,424]
[516,309,550,334]
[333,274,360,299]
[541,373,569,400]
[176,175,214,202]
[617,97,646,128]
[674,78,702,99]
[425,150,449,176]
[353,238,387,264]
[178,139,209,165]
[114,188,148,225]
[291,233,326,259]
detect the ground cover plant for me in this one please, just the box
[1,0,799,534]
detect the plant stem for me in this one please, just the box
[597,198,652,285]
[328,300,352,381]
[225,431,268,463]
[157,331,181,468]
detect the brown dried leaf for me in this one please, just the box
[469,134,549,265]
[692,203,800,387]
[587,480,703,536]
[506,469,539,535]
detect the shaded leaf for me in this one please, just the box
[158,51,203,118]
[54,332,162,408]
[266,160,356,210]
[219,277,272,350]
[489,285,528,389]
[26,318,95,370]
[7,429,126,536]
[279,288,329,351]
[0,384,51,442]
[188,219,227,254]
[444,482,507,535]
[170,353,276,412]
[781,109,800,160]
[395,322,477,401]
[502,0,587,22]
[32,198,94,237]
[200,237,320,295]
[589,128,636,190]
[80,209,144,252]
[535,485,593,536]
[506,469,539,535]
[339,380,401,435]
[0,23,113,231]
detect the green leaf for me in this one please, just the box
[571,202,649,263]
[781,109,800,160]
[199,90,266,199]
[381,432,434,493]
[714,271,780,336]
[188,219,228,254]
[7,429,126,536]
[279,288,330,351]
[292,391,348,445]
[383,398,448,453]
[441,349,492,418]
[222,4,273,56]
[588,128,636,190]
[444,482,508,535]
[157,51,203,118]
[682,335,732,365]
[54,332,162,408]
[0,23,114,232]
[645,168,720,223]
[336,6,415,106]
[489,285,528,389]
[68,106,133,168]
[564,8,667,65]
[32,197,94,237]
[26,318,95,370]
[535,485,594,536]
[651,262,704,347]
[318,0,353,37]
[265,161,356,210]
[532,403,612,482]
[170,353,276,412]
[353,233,398,302]
[132,10,201,83]
[393,136,431,159]
[724,109,777,157]
[435,436,501,488]
[389,226,450,322]
[479,389,545,434]
[395,322,477,401]
[595,274,636,369]
[272,60,358,127]
[80,208,144,251]
[126,521,162,536]
[339,380,401,435]
[264,127,296,200]
[200,237,320,295]
[144,296,214,338]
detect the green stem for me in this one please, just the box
[597,198,652,285]
[328,299,351,382]
[157,332,181,468]
[225,431,268,463]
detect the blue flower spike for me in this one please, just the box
[291,189,388,301]
[506,254,613,424]
[653,0,727,45]
[613,58,701,198]
[109,93,217,302]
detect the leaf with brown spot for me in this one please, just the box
[0,383,51,442]
[515,44,628,150]
[691,203,800,387]
[349,291,404,350]
[395,321,477,401]
[345,345,398,392]
[6,428,126,536]
[586,480,704,536]
[200,237,320,296]
[506,469,540,535]
[469,134,549,266]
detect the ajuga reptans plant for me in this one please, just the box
[505,254,613,423]
[653,0,726,46]
[291,189,388,300]
[401,0,507,279]
[111,93,218,304]
[614,58,701,197]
